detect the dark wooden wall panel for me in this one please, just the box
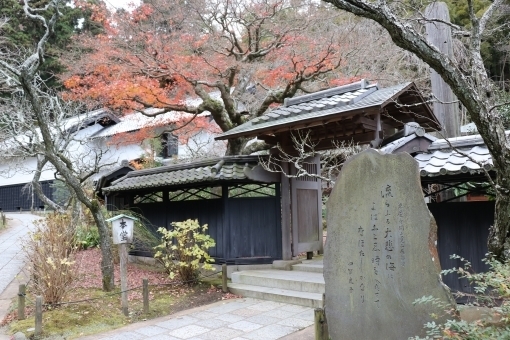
[428,201,494,297]
[0,181,53,212]
[128,193,281,262]
[226,197,281,261]
[133,199,224,258]
[130,203,168,234]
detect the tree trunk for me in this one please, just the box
[90,199,115,291]
[489,171,510,259]
[226,137,248,156]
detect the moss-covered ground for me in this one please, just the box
[5,281,225,339]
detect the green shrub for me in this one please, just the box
[412,255,510,339]
[153,219,215,284]
[75,225,100,249]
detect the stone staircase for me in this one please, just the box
[227,258,324,308]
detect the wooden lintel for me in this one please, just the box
[362,123,377,131]
[314,131,377,143]
[244,165,281,183]
[250,108,380,137]
[308,134,375,150]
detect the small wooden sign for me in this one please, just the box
[106,214,137,244]
[106,214,138,316]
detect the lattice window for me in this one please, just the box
[134,192,163,204]
[296,162,318,182]
[228,184,276,198]
[169,186,222,201]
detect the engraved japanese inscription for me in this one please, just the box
[324,149,455,340]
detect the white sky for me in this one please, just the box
[104,0,141,11]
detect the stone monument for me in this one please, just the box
[324,149,455,339]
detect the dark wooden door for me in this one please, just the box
[290,156,323,256]
[428,201,493,299]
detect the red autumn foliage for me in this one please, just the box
[61,0,372,154]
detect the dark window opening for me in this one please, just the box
[160,133,178,159]
[228,184,276,198]
[169,187,222,201]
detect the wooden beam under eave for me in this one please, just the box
[313,131,378,144]
[282,123,352,141]
[307,134,376,150]
[355,116,394,131]
[278,131,298,155]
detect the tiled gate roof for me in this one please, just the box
[103,156,263,193]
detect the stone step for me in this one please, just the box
[228,283,323,308]
[231,269,325,294]
[292,262,324,273]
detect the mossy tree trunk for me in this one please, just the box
[10,0,115,291]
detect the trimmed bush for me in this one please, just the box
[154,219,215,284]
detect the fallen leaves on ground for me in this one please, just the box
[73,248,174,289]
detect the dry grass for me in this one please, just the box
[23,213,77,305]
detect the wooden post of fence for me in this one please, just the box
[35,296,42,337]
[18,284,25,320]
[143,278,149,314]
[119,243,129,317]
[315,293,329,340]
[314,308,329,340]
[222,264,228,293]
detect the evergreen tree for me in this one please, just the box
[0,0,104,88]
[444,0,510,83]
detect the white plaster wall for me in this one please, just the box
[0,158,56,186]
[0,121,224,187]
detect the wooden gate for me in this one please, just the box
[428,201,493,300]
[290,156,323,256]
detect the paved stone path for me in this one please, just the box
[78,298,314,340]
[0,214,315,340]
[0,214,39,293]
[0,213,41,340]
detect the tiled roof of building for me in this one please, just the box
[91,92,221,139]
[416,146,493,177]
[427,133,487,150]
[380,124,501,178]
[103,156,261,193]
[216,81,430,140]
[91,109,205,139]
[380,123,437,154]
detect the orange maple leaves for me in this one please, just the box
[61,0,366,144]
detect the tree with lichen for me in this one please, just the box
[0,0,105,90]
[0,2,115,291]
[322,0,510,260]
